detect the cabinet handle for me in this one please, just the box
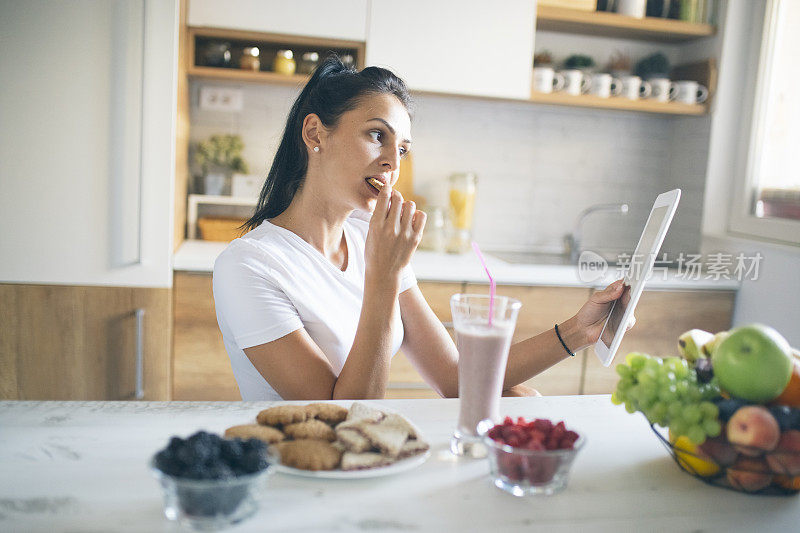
[134,308,145,400]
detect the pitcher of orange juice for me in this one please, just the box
[448,172,477,253]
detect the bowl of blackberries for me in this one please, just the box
[151,431,274,530]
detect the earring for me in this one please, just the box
[313,146,319,153]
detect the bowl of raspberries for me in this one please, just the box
[480,417,585,496]
[151,430,274,530]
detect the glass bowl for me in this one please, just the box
[150,458,274,530]
[479,422,586,496]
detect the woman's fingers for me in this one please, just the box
[387,189,403,230]
[373,182,392,220]
[593,279,626,304]
[400,200,416,231]
[412,209,427,234]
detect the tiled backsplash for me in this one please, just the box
[190,81,708,257]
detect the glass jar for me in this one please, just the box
[447,172,477,254]
[273,49,296,75]
[240,47,260,71]
[297,51,320,75]
[200,41,232,68]
[419,206,447,253]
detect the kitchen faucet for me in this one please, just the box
[564,203,629,264]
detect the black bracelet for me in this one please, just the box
[554,323,575,357]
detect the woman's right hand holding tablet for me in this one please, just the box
[365,185,426,287]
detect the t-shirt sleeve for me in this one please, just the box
[212,243,303,349]
[400,262,417,293]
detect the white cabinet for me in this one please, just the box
[188,0,368,41]
[0,0,178,288]
[366,0,536,99]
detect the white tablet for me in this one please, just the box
[594,189,681,367]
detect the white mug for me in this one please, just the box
[588,73,622,98]
[619,75,652,100]
[560,69,591,96]
[616,0,647,18]
[649,77,677,102]
[533,66,566,94]
[674,80,709,104]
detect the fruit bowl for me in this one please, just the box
[649,421,800,496]
[479,418,585,496]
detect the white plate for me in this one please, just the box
[274,450,431,479]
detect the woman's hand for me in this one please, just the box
[365,186,426,285]
[573,279,635,346]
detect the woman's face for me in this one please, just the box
[317,93,412,212]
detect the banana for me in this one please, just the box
[700,330,730,357]
[677,329,714,362]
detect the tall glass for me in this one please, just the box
[450,294,521,457]
[447,172,477,254]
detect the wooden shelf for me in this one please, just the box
[530,90,707,116]
[188,65,309,85]
[536,5,716,42]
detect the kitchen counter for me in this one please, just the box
[1,397,795,532]
[173,240,740,291]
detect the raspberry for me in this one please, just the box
[532,419,553,433]
[503,416,515,425]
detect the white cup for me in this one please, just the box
[674,80,709,104]
[619,75,652,100]
[560,69,591,96]
[588,73,623,98]
[533,66,566,94]
[616,0,647,18]
[649,77,677,102]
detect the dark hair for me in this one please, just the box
[241,54,413,231]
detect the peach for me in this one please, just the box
[727,457,773,492]
[726,406,780,456]
[766,430,800,476]
[699,434,739,467]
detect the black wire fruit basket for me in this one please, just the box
[650,422,800,496]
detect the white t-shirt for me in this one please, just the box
[212,212,417,400]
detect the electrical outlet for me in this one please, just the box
[199,87,243,112]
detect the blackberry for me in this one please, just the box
[769,405,800,432]
[714,398,749,422]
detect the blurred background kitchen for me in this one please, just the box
[1,0,798,401]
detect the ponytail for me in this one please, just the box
[241,54,412,231]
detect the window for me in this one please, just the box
[729,0,800,244]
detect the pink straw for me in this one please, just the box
[471,241,495,326]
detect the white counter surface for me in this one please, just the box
[1,397,796,532]
[173,240,740,291]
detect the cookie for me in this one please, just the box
[360,420,409,457]
[346,402,384,423]
[341,451,393,471]
[336,427,373,453]
[274,439,342,471]
[283,419,337,442]
[382,413,420,439]
[306,403,349,425]
[256,405,309,427]
[398,439,430,459]
[224,424,285,444]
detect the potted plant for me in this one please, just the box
[533,50,554,67]
[563,54,596,72]
[634,52,671,80]
[194,134,249,196]
[607,50,632,77]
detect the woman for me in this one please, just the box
[213,56,627,401]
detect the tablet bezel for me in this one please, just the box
[594,189,682,367]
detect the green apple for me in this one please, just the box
[712,324,793,402]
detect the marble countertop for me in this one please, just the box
[1,397,795,532]
[173,240,740,291]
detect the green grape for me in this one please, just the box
[651,402,668,424]
[667,402,684,420]
[683,405,702,424]
[670,419,689,438]
[687,425,706,445]
[702,419,722,438]
[699,402,719,419]
[610,391,623,405]
[686,387,703,403]
[658,385,678,403]
[626,352,647,367]
[624,401,636,414]
[674,381,690,398]
[637,372,656,389]
[616,364,633,378]
[672,363,690,380]
[617,378,634,392]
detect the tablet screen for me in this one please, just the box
[598,205,670,350]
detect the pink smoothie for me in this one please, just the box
[456,321,514,436]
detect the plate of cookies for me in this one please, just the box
[224,402,430,479]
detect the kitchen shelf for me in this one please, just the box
[530,90,707,115]
[187,194,257,239]
[187,26,364,84]
[535,5,716,42]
